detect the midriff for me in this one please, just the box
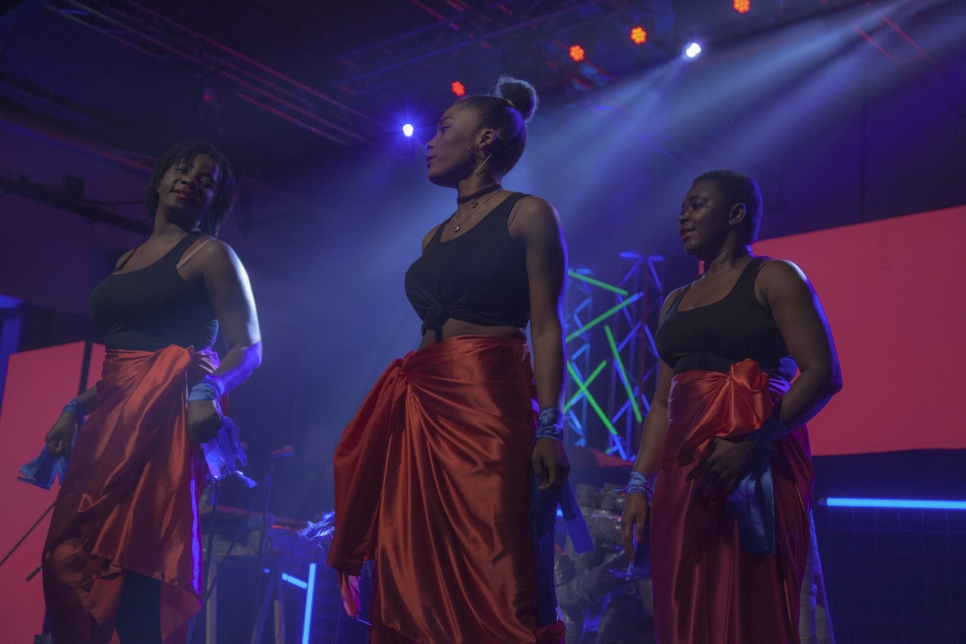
[417,319,526,351]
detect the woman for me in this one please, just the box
[620,170,841,644]
[327,77,570,643]
[42,141,262,644]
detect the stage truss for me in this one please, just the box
[563,253,663,460]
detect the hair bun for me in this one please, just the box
[494,75,538,122]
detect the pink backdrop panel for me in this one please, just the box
[0,342,105,642]
[755,205,966,455]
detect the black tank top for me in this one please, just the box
[655,256,796,379]
[405,192,530,340]
[89,234,218,352]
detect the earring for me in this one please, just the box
[474,153,492,176]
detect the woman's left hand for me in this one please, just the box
[187,400,222,444]
[686,438,757,499]
[533,438,570,491]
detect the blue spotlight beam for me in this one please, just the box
[823,498,966,510]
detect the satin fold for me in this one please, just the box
[328,335,564,644]
[650,359,813,644]
[43,346,212,644]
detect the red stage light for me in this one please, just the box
[569,45,585,62]
[451,81,466,97]
[630,27,647,45]
[734,0,750,13]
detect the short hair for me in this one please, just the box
[457,76,538,174]
[694,169,763,243]
[145,141,235,236]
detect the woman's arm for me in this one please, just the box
[620,291,678,560]
[185,240,262,443]
[511,196,569,491]
[45,385,99,457]
[759,259,842,429]
[688,259,842,500]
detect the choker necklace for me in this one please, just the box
[452,188,503,233]
[457,184,502,207]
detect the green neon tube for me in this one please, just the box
[566,292,644,342]
[605,326,643,423]
[566,362,618,436]
[567,270,629,296]
[563,359,608,412]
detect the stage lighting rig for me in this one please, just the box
[451,81,466,97]
[682,42,702,59]
[402,124,414,137]
[569,45,585,62]
[630,27,647,45]
[734,0,750,14]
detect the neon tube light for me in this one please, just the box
[567,270,629,296]
[566,363,624,459]
[563,360,607,412]
[605,326,643,423]
[282,573,308,589]
[566,292,643,342]
[301,563,317,644]
[824,498,966,510]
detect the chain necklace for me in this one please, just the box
[457,183,502,206]
[452,188,503,233]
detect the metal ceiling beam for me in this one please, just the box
[0,173,152,234]
[46,0,376,145]
[337,0,654,95]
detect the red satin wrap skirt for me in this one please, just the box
[328,336,563,644]
[649,359,813,644]
[43,347,210,644]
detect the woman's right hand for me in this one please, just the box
[45,413,79,458]
[620,491,650,563]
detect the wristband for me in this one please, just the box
[535,407,565,442]
[188,375,226,402]
[63,398,86,420]
[626,471,653,503]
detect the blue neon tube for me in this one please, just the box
[824,497,966,510]
[281,573,308,589]
[301,563,317,644]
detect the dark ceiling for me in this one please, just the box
[0,0,871,186]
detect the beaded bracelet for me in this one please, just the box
[62,398,87,420]
[626,471,654,503]
[535,407,565,442]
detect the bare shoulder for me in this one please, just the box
[509,195,561,242]
[757,257,810,287]
[512,195,559,225]
[191,238,243,271]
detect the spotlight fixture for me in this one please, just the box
[734,0,750,13]
[682,42,702,59]
[451,81,466,97]
[402,124,414,137]
[569,45,585,62]
[630,27,647,45]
